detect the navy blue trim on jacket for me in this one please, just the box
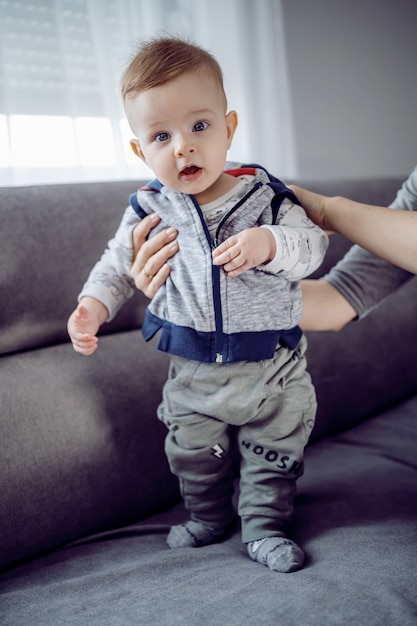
[142,310,302,363]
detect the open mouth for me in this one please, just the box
[181,165,201,176]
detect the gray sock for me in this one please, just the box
[167,520,226,548]
[247,534,305,573]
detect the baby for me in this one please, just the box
[68,36,328,573]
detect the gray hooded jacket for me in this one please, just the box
[80,163,327,363]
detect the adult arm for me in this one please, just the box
[299,166,417,331]
[300,279,356,331]
[291,186,417,274]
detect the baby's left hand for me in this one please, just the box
[212,227,276,278]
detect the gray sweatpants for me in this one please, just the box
[157,336,317,543]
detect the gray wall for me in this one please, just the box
[283,0,417,180]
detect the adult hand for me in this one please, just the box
[130,213,179,298]
[289,185,331,232]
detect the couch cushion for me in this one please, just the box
[1,396,416,625]
[0,331,178,570]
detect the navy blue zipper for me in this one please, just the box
[191,180,264,363]
[212,181,263,248]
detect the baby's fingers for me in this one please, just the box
[212,236,239,266]
[71,333,98,355]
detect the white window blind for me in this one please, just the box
[0,0,296,186]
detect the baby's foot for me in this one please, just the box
[167,520,226,548]
[247,534,305,573]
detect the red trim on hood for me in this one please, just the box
[225,167,257,177]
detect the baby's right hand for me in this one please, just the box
[67,304,100,355]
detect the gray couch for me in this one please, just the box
[1,175,416,625]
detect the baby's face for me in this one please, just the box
[126,70,237,204]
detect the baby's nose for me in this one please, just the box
[174,135,195,158]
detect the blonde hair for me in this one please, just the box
[121,35,226,105]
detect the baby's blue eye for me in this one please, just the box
[193,121,208,132]
[155,132,170,142]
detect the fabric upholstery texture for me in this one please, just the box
[0,176,416,625]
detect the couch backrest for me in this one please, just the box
[0,180,147,356]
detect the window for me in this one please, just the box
[0,0,295,185]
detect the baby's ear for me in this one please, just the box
[130,139,146,162]
[225,110,238,145]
